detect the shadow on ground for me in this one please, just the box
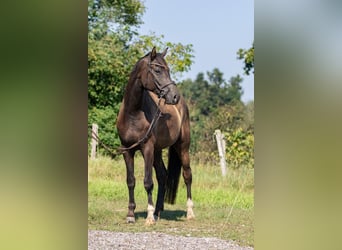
[134,210,186,221]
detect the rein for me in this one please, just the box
[90,94,164,157]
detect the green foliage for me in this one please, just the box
[224,128,254,169]
[88,34,130,109]
[179,69,243,116]
[88,0,145,40]
[88,106,121,156]
[237,42,254,75]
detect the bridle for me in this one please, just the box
[147,60,176,98]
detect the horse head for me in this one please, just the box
[140,47,180,105]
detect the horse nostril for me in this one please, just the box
[173,95,179,103]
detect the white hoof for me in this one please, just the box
[145,217,155,225]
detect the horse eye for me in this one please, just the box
[154,68,161,74]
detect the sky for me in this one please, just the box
[138,1,254,102]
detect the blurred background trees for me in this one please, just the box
[178,68,254,168]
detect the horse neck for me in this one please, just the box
[122,76,144,113]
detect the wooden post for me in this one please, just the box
[214,129,227,176]
[91,123,98,159]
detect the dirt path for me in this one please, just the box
[88,230,254,250]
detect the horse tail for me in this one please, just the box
[165,146,182,204]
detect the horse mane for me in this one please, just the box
[130,52,150,78]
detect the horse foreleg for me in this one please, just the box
[123,150,136,223]
[142,145,155,225]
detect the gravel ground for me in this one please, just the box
[88,230,254,250]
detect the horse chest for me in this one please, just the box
[117,112,148,142]
[153,106,182,147]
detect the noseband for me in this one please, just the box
[148,61,176,98]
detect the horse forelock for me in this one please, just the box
[131,52,168,78]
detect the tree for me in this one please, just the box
[179,69,243,116]
[88,0,194,109]
[178,69,246,156]
[226,75,243,104]
[88,0,144,40]
[237,42,254,75]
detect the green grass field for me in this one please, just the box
[88,155,254,246]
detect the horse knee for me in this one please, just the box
[144,178,154,192]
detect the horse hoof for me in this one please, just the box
[145,217,155,225]
[186,210,195,220]
[126,216,135,223]
[187,213,195,220]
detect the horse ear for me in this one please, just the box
[161,47,168,58]
[150,47,157,61]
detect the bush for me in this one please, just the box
[224,128,254,169]
[189,101,254,167]
[88,105,121,157]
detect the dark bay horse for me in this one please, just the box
[116,47,195,225]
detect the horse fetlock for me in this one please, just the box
[147,204,155,213]
[126,204,136,223]
[128,202,136,210]
[186,199,195,220]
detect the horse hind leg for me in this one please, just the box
[166,144,195,220]
[179,145,195,220]
[153,150,167,220]
[183,166,195,219]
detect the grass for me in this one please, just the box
[88,155,254,246]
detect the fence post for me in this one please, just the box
[91,123,98,159]
[214,129,227,176]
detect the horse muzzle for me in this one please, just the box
[163,84,180,105]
